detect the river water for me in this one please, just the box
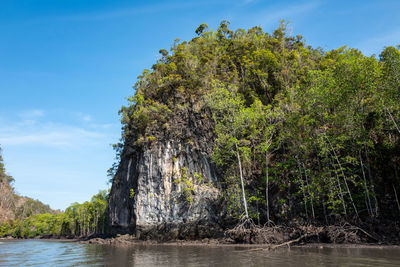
[1,240,400,266]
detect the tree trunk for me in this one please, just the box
[393,184,400,214]
[386,108,400,134]
[265,150,270,223]
[359,150,373,218]
[235,143,249,219]
[297,160,308,219]
[328,157,347,215]
[324,134,359,218]
[364,146,379,217]
[322,201,328,224]
[303,163,315,219]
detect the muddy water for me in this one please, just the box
[1,240,400,266]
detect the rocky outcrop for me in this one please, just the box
[0,180,16,222]
[109,138,224,239]
[0,178,54,223]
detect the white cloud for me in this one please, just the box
[44,1,206,22]
[233,1,321,28]
[0,110,116,148]
[0,126,102,147]
[357,28,400,56]
[18,109,45,119]
[74,111,92,122]
[82,115,92,122]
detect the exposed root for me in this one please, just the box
[228,222,382,248]
[226,220,289,244]
[263,220,275,227]
[340,223,381,242]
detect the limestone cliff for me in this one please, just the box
[109,143,224,238]
[109,22,400,238]
[108,97,227,239]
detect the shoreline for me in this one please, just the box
[78,233,400,249]
[2,222,400,249]
[2,235,400,250]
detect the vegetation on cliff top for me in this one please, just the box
[116,21,400,225]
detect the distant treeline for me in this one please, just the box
[1,145,109,238]
[0,190,109,238]
[1,146,56,235]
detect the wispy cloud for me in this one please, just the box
[0,109,119,210]
[33,1,207,23]
[233,1,321,28]
[18,109,45,119]
[240,0,259,6]
[0,110,117,148]
[74,112,92,122]
[357,28,400,56]
[0,125,102,147]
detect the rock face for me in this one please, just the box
[0,178,54,223]
[0,179,16,222]
[109,138,224,239]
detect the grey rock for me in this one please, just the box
[109,140,224,239]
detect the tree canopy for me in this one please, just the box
[116,21,400,224]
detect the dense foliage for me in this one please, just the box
[117,21,400,224]
[0,190,109,238]
[1,145,110,238]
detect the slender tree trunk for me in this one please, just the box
[394,166,400,215]
[324,134,359,218]
[235,143,248,219]
[256,200,260,225]
[297,160,308,219]
[101,213,105,234]
[386,108,400,134]
[364,146,379,217]
[359,150,373,217]
[80,215,84,236]
[393,184,400,214]
[95,211,98,234]
[303,163,315,219]
[322,201,328,225]
[265,150,270,223]
[317,156,329,223]
[328,157,347,215]
[264,133,274,224]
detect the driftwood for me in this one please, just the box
[270,233,313,249]
[241,233,316,252]
[343,224,380,242]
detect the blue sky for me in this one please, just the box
[1,0,399,210]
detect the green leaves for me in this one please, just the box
[0,190,110,238]
[111,21,400,223]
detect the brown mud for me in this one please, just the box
[80,221,400,250]
[3,221,399,250]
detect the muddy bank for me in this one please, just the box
[81,222,400,249]
[81,235,400,250]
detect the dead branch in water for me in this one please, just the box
[240,233,316,252]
